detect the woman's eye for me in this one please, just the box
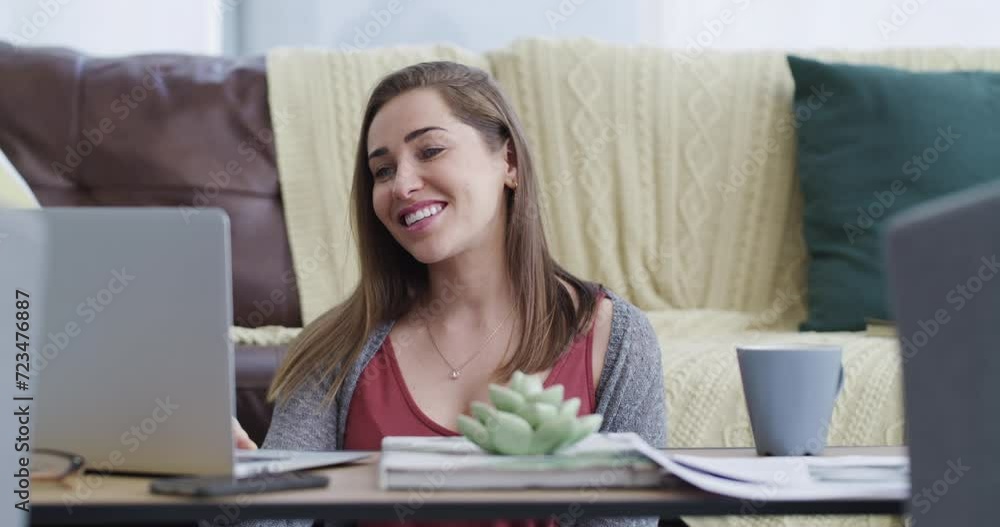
[374,166,395,180]
[420,147,444,159]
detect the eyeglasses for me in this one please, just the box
[33,449,85,488]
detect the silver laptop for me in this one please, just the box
[0,207,366,478]
[885,181,1000,526]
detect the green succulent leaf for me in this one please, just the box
[519,374,544,397]
[489,385,526,413]
[491,410,534,455]
[528,384,564,406]
[520,401,559,429]
[509,371,527,393]
[555,414,603,452]
[559,397,581,419]
[457,414,494,452]
[470,401,497,426]
[579,414,603,433]
[530,414,575,453]
[519,402,542,429]
[534,402,558,423]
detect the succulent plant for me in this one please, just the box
[456,371,603,455]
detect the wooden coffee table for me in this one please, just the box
[31,446,907,525]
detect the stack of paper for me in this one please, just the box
[633,442,910,501]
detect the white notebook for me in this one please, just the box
[378,433,665,490]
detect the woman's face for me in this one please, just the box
[368,88,515,264]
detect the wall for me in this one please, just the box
[232,0,659,56]
[0,1,995,58]
[661,0,998,50]
[0,0,222,56]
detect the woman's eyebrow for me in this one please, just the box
[368,126,448,160]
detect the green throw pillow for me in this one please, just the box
[789,55,1000,332]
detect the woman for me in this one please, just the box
[236,61,666,527]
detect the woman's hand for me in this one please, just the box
[232,417,258,450]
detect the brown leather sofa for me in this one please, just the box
[0,42,296,446]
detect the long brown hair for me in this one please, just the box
[268,61,599,407]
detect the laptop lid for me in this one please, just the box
[3,207,237,476]
[885,181,1000,526]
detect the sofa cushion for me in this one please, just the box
[790,55,1000,331]
[0,42,302,328]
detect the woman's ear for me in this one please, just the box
[504,139,519,188]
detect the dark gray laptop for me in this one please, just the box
[885,181,1000,526]
[0,207,366,477]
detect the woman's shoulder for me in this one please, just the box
[596,285,651,331]
[587,285,659,381]
[595,285,659,361]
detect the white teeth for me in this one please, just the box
[404,204,443,227]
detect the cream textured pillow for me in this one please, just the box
[0,147,39,208]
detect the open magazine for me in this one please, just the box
[632,442,910,502]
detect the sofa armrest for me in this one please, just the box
[235,344,288,446]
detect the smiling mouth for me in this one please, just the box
[400,203,447,227]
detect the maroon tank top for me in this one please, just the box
[344,303,601,527]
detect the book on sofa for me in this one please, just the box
[377,433,665,490]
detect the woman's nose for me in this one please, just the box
[391,162,423,198]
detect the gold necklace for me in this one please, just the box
[425,305,515,380]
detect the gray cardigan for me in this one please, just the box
[240,288,667,527]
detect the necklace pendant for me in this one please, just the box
[449,370,460,380]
